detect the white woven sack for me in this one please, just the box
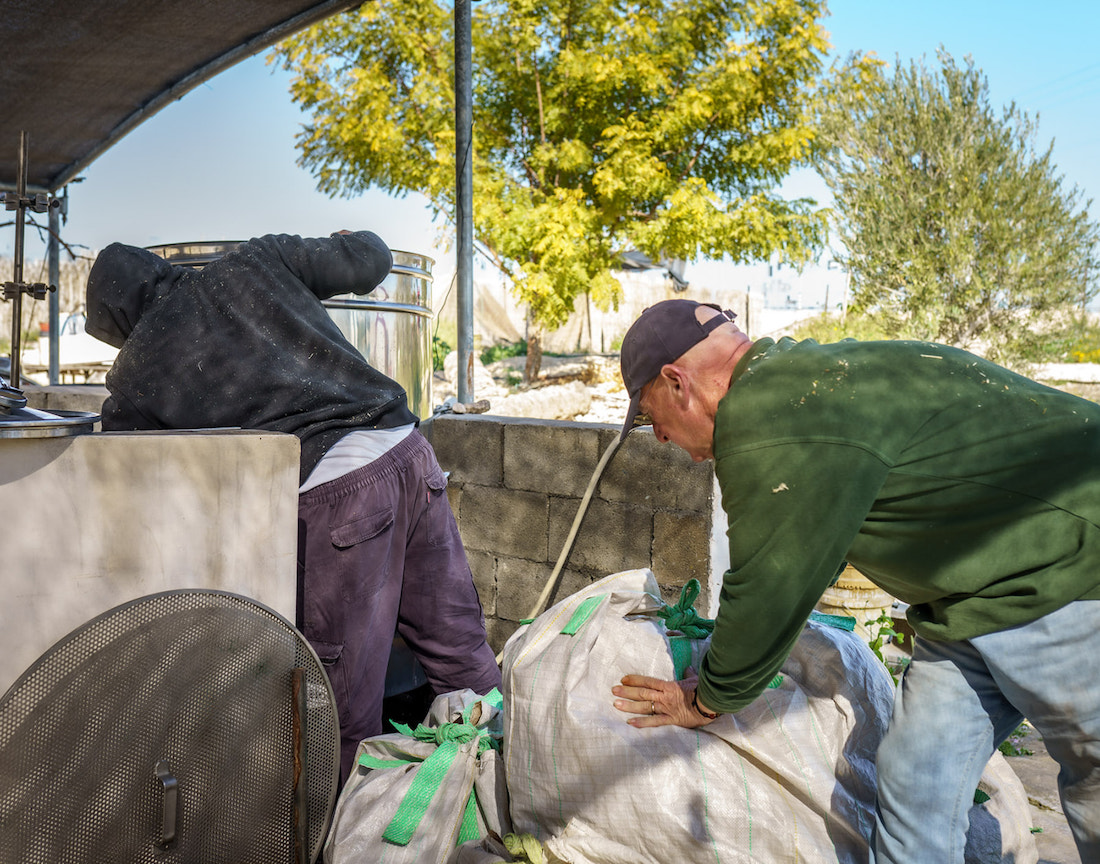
[501,569,893,864]
[451,833,514,864]
[324,688,511,864]
[965,752,1038,864]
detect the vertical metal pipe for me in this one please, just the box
[10,131,28,387]
[455,0,474,403]
[48,194,60,385]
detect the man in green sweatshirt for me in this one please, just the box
[610,298,1100,863]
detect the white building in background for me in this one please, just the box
[437,253,852,354]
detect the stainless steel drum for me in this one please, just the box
[323,251,433,420]
[147,241,435,419]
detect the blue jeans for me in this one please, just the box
[873,600,1100,864]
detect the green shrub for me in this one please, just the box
[480,339,527,365]
[431,335,451,372]
[1019,315,1100,363]
[790,312,892,344]
[865,610,907,686]
[791,311,1100,365]
[0,331,39,355]
[997,723,1034,757]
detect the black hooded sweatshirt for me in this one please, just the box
[85,231,417,483]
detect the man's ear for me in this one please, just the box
[659,364,690,407]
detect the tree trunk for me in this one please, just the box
[525,329,543,383]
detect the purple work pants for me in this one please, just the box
[296,430,501,779]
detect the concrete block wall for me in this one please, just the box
[428,414,727,654]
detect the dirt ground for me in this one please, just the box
[1053,381,1100,403]
[1002,725,1082,863]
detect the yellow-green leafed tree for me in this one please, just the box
[274,0,868,378]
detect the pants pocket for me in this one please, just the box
[308,638,349,728]
[330,507,395,601]
[424,465,451,547]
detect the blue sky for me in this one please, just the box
[7,0,1100,304]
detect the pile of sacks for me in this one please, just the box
[323,569,1037,864]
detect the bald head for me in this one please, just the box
[676,304,749,376]
[620,300,750,442]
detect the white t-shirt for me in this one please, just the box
[298,424,416,493]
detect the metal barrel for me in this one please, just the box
[146,242,435,419]
[322,252,434,420]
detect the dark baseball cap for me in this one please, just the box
[619,299,737,440]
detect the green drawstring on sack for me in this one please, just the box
[357,690,503,848]
[560,595,605,635]
[808,610,856,631]
[452,688,504,844]
[657,579,715,680]
[503,833,549,863]
[378,719,498,846]
[656,582,856,685]
[658,578,714,638]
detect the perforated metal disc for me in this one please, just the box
[0,590,340,863]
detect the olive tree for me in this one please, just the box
[816,49,1099,367]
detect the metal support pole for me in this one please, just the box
[10,132,28,387]
[48,195,60,385]
[455,0,474,403]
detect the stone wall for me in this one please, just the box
[427,414,727,654]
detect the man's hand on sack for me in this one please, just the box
[612,672,719,729]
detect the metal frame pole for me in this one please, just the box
[48,193,60,385]
[9,132,28,387]
[455,0,474,403]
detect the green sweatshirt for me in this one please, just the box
[696,337,1100,715]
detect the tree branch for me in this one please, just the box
[534,62,547,145]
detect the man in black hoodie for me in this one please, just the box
[86,230,501,778]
